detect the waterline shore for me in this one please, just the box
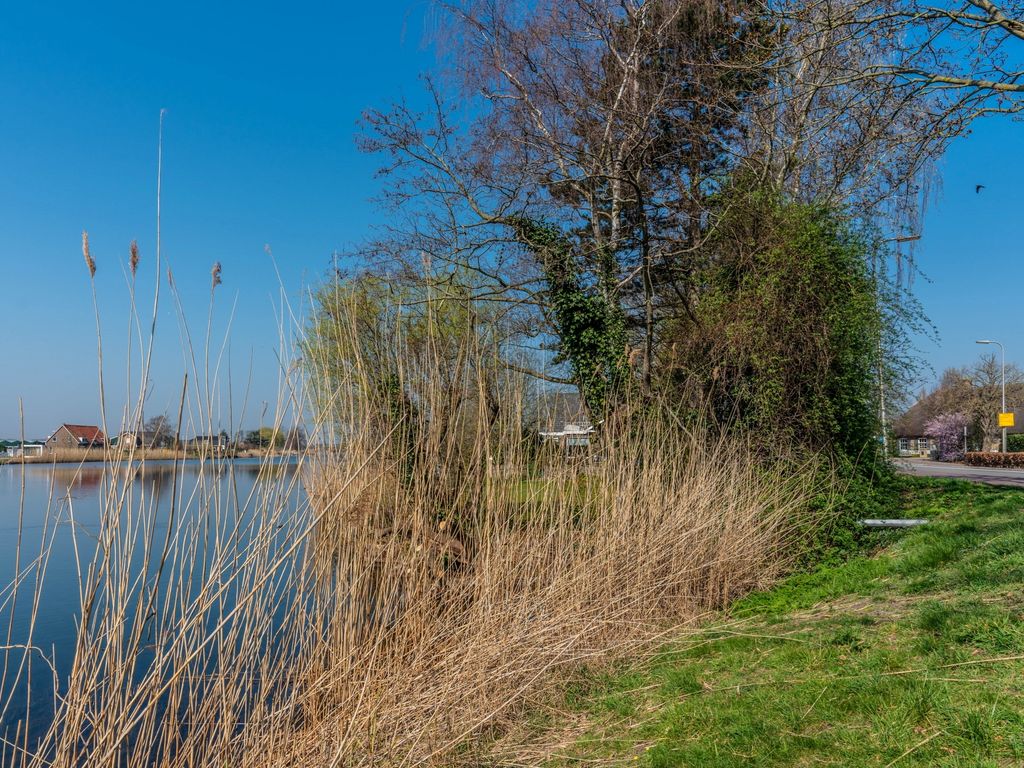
[0,448,294,465]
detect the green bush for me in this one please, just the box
[795,455,901,568]
[659,182,900,466]
[655,181,918,570]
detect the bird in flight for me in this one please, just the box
[976,184,986,193]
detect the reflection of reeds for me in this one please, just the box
[0,273,828,768]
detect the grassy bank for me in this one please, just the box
[507,478,1024,766]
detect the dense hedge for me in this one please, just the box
[1007,434,1024,453]
[963,452,1024,468]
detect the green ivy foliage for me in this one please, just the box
[510,217,628,417]
[662,185,888,468]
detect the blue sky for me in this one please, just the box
[908,116,1024,390]
[0,1,436,437]
[0,2,1020,437]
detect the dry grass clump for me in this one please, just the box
[112,447,182,461]
[265,287,821,765]
[280,405,816,766]
[8,448,108,464]
[0,286,826,767]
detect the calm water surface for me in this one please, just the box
[0,458,304,742]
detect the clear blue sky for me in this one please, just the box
[0,1,436,438]
[0,1,1020,437]
[907,116,1024,394]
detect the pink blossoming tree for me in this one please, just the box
[924,412,969,462]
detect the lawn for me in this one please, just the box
[517,478,1024,767]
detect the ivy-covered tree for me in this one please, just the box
[362,0,775,409]
[660,182,915,461]
[509,217,627,417]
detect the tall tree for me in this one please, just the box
[361,0,945,422]
[144,414,174,448]
[364,0,773,413]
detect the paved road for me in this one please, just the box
[895,458,1024,489]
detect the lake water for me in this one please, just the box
[0,458,304,748]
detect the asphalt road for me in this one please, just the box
[895,458,1024,489]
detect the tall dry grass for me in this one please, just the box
[0,272,830,767]
[280,286,824,765]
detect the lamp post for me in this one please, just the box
[876,234,920,455]
[976,339,1007,453]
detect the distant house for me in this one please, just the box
[2,441,44,458]
[44,424,105,453]
[113,430,166,449]
[534,391,594,451]
[892,402,933,457]
[187,434,229,453]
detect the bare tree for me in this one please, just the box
[965,353,1024,449]
[144,414,174,448]
[360,0,956,413]
[778,0,1024,116]
[363,0,786,408]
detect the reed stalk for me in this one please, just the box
[0,262,829,768]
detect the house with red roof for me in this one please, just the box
[44,423,106,453]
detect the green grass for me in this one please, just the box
[527,478,1024,767]
[493,474,604,526]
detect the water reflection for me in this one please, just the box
[30,460,290,503]
[0,458,302,744]
[48,465,106,493]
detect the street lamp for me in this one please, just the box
[875,233,921,456]
[976,339,1007,452]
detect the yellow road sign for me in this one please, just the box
[999,412,1015,428]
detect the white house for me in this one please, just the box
[535,391,594,451]
[4,442,44,458]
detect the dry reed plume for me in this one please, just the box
[81,231,95,278]
[0,282,827,767]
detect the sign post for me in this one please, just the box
[999,411,1015,454]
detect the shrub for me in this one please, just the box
[659,182,924,476]
[801,453,902,567]
[924,412,969,462]
[963,452,1024,468]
